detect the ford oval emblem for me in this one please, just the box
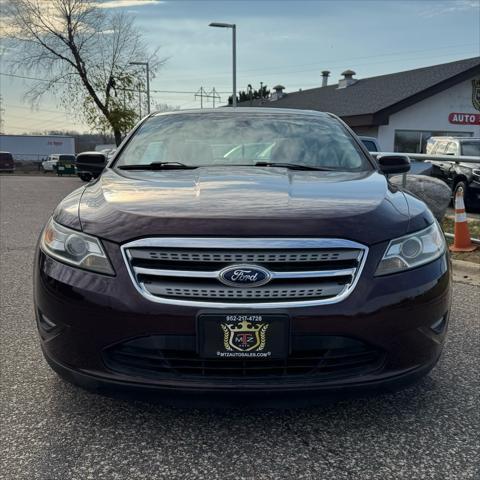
[218,264,272,288]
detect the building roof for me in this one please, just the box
[237,57,480,124]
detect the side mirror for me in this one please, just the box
[377,154,410,175]
[75,153,107,179]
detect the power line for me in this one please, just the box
[230,42,479,75]
[210,88,221,108]
[194,87,222,108]
[0,72,231,94]
[4,103,71,115]
[283,50,480,89]
[2,43,476,92]
[154,44,479,81]
[242,49,480,79]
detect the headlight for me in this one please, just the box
[472,169,480,181]
[40,218,114,275]
[375,223,446,276]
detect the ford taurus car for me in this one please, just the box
[34,109,451,398]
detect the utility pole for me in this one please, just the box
[195,87,221,108]
[232,24,236,106]
[195,87,206,108]
[137,83,142,118]
[209,88,221,108]
[129,61,150,114]
[146,62,150,114]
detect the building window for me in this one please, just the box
[394,130,472,153]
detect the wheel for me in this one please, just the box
[453,181,468,208]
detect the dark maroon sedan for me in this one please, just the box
[34,109,451,398]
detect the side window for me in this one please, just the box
[446,142,457,156]
[435,142,447,155]
[394,130,421,153]
[426,139,438,154]
[361,140,377,152]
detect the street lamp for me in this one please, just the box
[209,22,236,107]
[129,61,150,114]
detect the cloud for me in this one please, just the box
[418,0,479,18]
[0,0,164,38]
[97,0,164,8]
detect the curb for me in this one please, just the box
[452,259,480,287]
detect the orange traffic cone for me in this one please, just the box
[449,186,477,252]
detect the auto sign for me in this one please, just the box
[448,112,480,125]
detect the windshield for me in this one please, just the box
[461,142,480,157]
[114,113,372,171]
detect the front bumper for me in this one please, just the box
[34,240,452,395]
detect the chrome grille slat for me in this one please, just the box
[128,248,361,264]
[121,238,368,308]
[133,266,357,279]
[141,281,346,299]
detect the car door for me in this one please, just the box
[443,142,458,186]
[430,141,449,180]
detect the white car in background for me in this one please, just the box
[42,154,75,172]
[42,155,59,172]
[358,136,432,176]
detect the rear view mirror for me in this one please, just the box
[377,155,410,175]
[75,153,107,180]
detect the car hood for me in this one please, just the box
[57,167,434,245]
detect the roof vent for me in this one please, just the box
[321,70,330,87]
[338,69,357,89]
[270,85,285,101]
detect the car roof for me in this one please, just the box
[151,108,332,118]
[429,136,480,141]
[77,151,106,156]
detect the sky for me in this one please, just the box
[0,0,479,134]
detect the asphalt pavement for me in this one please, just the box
[1,176,479,480]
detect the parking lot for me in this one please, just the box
[0,176,479,480]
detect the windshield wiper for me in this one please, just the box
[254,162,334,171]
[117,162,197,170]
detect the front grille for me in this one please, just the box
[122,238,368,306]
[131,249,356,264]
[103,335,384,381]
[139,281,345,299]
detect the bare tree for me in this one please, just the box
[4,0,163,145]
